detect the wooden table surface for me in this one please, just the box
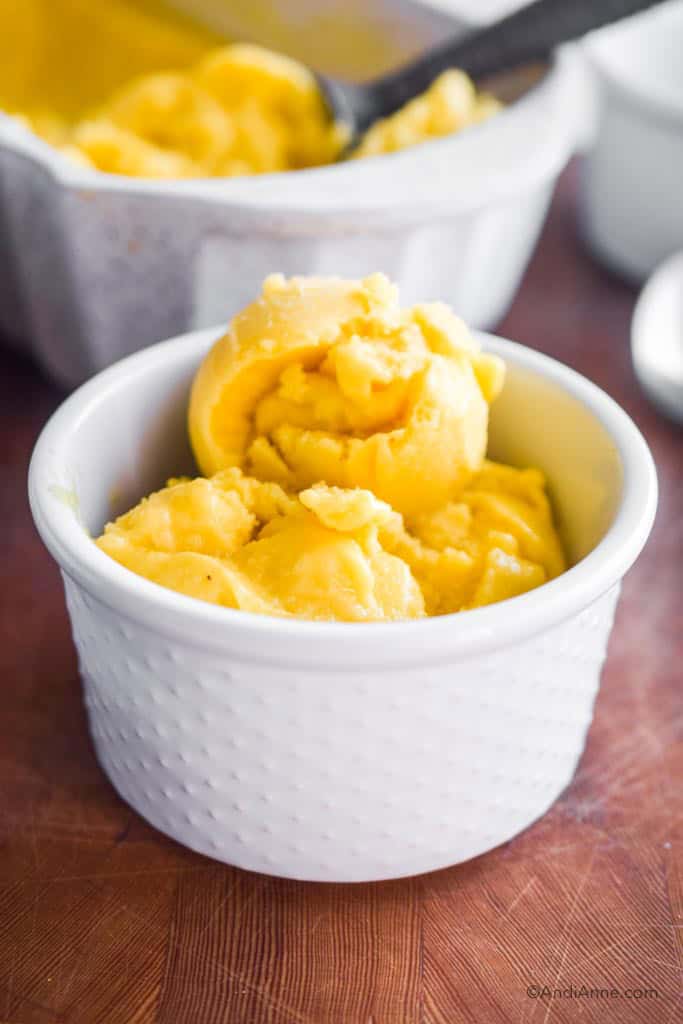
[1,164,682,1024]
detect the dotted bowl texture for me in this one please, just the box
[63,575,620,882]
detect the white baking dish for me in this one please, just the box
[29,326,657,882]
[0,0,581,387]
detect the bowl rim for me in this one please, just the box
[28,326,658,669]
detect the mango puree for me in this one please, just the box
[97,275,565,622]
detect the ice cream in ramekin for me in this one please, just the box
[97,274,565,622]
[29,315,656,880]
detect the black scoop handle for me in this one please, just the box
[366,0,666,122]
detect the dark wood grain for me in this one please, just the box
[0,163,681,1024]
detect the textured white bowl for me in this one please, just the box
[29,327,657,881]
[581,0,683,281]
[0,0,581,387]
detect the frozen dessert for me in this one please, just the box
[189,273,505,518]
[1,1,500,177]
[352,70,500,160]
[97,274,566,622]
[63,46,346,178]
[98,472,424,622]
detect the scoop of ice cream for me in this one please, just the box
[189,273,504,520]
[97,470,425,623]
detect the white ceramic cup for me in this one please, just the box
[29,329,657,882]
[581,0,683,282]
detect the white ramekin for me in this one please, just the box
[581,0,683,281]
[28,327,657,882]
[0,0,581,387]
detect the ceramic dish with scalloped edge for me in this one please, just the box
[0,0,584,387]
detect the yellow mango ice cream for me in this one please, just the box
[65,45,346,177]
[97,274,566,622]
[352,70,501,160]
[189,273,505,518]
[0,0,500,177]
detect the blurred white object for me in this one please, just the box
[632,250,683,423]
[581,0,683,281]
[0,0,580,388]
[423,0,529,22]
[29,327,656,881]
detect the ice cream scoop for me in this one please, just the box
[318,0,669,150]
